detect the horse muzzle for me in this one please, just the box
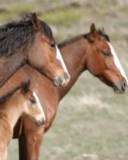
[54,72,70,87]
[113,79,128,93]
[35,118,45,126]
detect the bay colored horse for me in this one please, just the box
[0,24,127,160]
[0,82,45,160]
[0,13,70,88]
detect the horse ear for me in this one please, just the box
[87,23,96,42]
[21,80,30,93]
[89,23,100,41]
[31,13,41,31]
[90,23,96,33]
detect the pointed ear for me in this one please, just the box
[88,23,100,41]
[31,13,41,31]
[86,23,96,43]
[90,23,97,34]
[21,80,30,93]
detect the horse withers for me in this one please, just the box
[0,82,45,160]
[0,13,70,88]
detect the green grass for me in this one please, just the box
[0,2,39,22]
[42,6,84,27]
[0,2,85,27]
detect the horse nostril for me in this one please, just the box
[114,79,128,93]
[54,76,63,87]
[121,80,128,91]
[54,72,70,87]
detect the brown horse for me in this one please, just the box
[0,13,70,88]
[0,24,127,160]
[0,82,46,160]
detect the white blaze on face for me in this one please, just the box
[55,45,70,76]
[32,91,46,122]
[107,42,128,84]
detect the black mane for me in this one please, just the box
[41,21,53,41]
[0,15,53,57]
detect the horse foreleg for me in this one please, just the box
[19,132,43,160]
[18,123,44,160]
[0,144,7,160]
[18,134,27,160]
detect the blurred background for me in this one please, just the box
[1,0,127,159]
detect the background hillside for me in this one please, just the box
[0,0,127,160]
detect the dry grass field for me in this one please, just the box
[0,0,127,160]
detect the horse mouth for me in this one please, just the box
[99,77,128,93]
[113,80,128,93]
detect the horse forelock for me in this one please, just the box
[98,30,110,42]
[40,21,54,41]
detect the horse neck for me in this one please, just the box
[0,92,26,131]
[58,36,88,99]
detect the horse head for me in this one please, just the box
[22,88,45,126]
[85,23,128,93]
[27,13,70,87]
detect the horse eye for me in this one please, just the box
[102,51,110,56]
[50,43,55,48]
[30,98,36,104]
